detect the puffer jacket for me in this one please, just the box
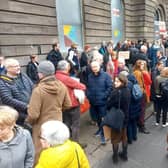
[35,140,90,168]
[86,70,112,105]
[0,73,33,125]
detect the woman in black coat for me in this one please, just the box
[105,73,131,163]
[26,55,39,84]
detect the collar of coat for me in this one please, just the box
[0,75,13,82]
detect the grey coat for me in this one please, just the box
[0,126,34,168]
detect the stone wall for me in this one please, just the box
[0,0,57,66]
[0,0,168,66]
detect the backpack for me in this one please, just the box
[160,79,168,98]
[132,83,143,100]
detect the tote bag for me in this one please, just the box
[103,90,124,132]
[103,107,124,132]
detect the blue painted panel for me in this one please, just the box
[56,0,83,52]
[111,0,124,45]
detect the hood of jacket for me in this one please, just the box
[38,75,61,95]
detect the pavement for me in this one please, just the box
[79,104,168,168]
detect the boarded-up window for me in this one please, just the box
[111,0,124,45]
[56,0,83,52]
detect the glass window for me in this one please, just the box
[154,6,166,40]
[56,0,83,52]
[111,0,124,46]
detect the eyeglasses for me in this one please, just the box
[38,135,46,140]
[9,65,20,68]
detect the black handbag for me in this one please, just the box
[103,90,125,132]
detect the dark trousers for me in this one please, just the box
[90,105,107,136]
[63,106,80,142]
[138,95,146,127]
[127,118,137,142]
[155,96,168,124]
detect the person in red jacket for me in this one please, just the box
[55,60,86,147]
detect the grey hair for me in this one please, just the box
[4,58,19,69]
[41,120,70,146]
[57,60,69,71]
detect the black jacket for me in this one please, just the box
[47,49,63,70]
[107,86,131,127]
[26,61,39,83]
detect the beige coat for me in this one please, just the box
[26,75,71,164]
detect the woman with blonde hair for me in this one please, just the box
[35,120,90,168]
[0,105,34,168]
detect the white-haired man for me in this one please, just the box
[0,58,33,126]
[55,60,86,147]
[87,60,112,145]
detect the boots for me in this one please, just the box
[112,144,119,164]
[119,143,128,161]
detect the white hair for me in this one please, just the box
[41,120,70,146]
[90,60,100,67]
[57,60,69,71]
[140,45,147,52]
[4,58,19,69]
[92,51,103,64]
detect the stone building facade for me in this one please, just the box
[0,0,167,66]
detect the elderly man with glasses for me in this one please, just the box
[0,58,34,126]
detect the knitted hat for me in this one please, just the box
[38,60,55,76]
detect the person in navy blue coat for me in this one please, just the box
[127,74,142,144]
[0,56,6,75]
[86,60,112,144]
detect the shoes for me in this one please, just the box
[133,137,137,141]
[90,120,97,126]
[127,140,132,144]
[155,122,159,126]
[112,154,118,164]
[79,142,87,149]
[139,127,150,134]
[119,152,128,161]
[162,122,168,128]
[94,129,101,137]
[100,136,106,145]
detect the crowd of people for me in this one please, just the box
[0,38,168,167]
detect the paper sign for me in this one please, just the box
[118,51,130,60]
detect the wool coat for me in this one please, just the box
[26,75,71,164]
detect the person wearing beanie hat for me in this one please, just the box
[26,60,71,164]
[38,60,55,77]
